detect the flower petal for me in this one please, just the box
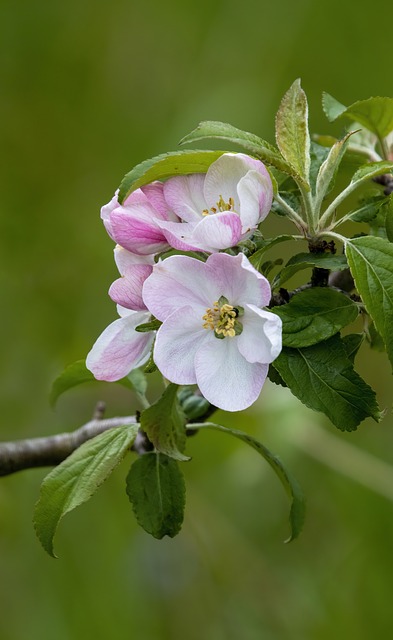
[194,337,268,411]
[141,181,176,221]
[205,253,272,307]
[156,219,203,252]
[114,246,154,275]
[110,203,169,255]
[237,305,282,364]
[237,171,273,232]
[192,212,242,251]
[163,174,206,223]
[109,264,153,310]
[153,306,209,384]
[86,311,153,381]
[143,255,216,321]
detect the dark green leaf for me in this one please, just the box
[140,383,189,461]
[34,424,138,557]
[126,452,185,539]
[273,252,348,288]
[268,364,287,387]
[188,422,305,542]
[275,79,311,188]
[272,335,381,431]
[179,120,295,177]
[118,150,225,203]
[323,94,393,139]
[342,333,364,362]
[272,288,359,347]
[135,319,162,332]
[50,360,133,407]
[345,236,393,368]
[385,197,393,242]
[347,195,388,223]
[249,235,294,271]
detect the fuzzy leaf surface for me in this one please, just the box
[118,150,225,203]
[272,335,381,431]
[345,236,393,369]
[272,288,359,347]
[34,424,138,557]
[323,94,393,139]
[126,452,185,539]
[140,383,188,461]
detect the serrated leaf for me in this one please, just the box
[342,333,364,362]
[118,150,225,203]
[189,422,305,542]
[126,452,185,539]
[140,383,189,461]
[272,335,381,431]
[50,360,133,407]
[273,252,348,288]
[345,236,393,369]
[34,424,138,557]
[272,288,359,348]
[275,79,311,187]
[323,94,393,139]
[314,131,357,212]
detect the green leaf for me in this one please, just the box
[118,150,225,203]
[127,368,147,397]
[309,141,329,194]
[273,252,348,288]
[50,360,133,407]
[275,79,311,188]
[323,94,393,139]
[272,335,381,431]
[126,452,185,539]
[385,197,393,242]
[179,120,295,177]
[314,131,357,212]
[350,161,393,186]
[34,424,138,557]
[272,288,359,348]
[342,333,364,362]
[345,236,393,369]
[347,195,388,223]
[249,235,295,271]
[140,383,189,461]
[135,319,162,332]
[188,422,305,542]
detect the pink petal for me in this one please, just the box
[163,174,206,223]
[114,246,154,275]
[156,219,204,252]
[109,264,153,310]
[237,171,273,232]
[192,212,242,250]
[141,182,175,220]
[194,337,268,412]
[153,306,209,384]
[205,253,271,308]
[142,255,216,321]
[110,203,169,255]
[237,305,282,364]
[86,311,153,381]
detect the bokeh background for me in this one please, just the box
[1,0,393,638]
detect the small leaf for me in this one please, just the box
[314,131,357,212]
[127,368,147,397]
[249,235,294,271]
[34,424,138,557]
[350,161,393,186]
[189,422,305,542]
[140,383,189,461]
[345,236,393,369]
[126,452,185,539]
[50,360,133,407]
[135,319,162,332]
[272,335,381,431]
[275,79,311,187]
[179,120,296,177]
[347,195,388,223]
[118,150,225,204]
[273,252,348,288]
[272,288,359,348]
[323,94,393,140]
[342,333,364,362]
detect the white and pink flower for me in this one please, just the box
[142,252,282,412]
[157,153,273,253]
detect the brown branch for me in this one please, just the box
[0,415,137,477]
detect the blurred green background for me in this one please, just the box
[2,0,393,638]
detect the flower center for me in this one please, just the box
[202,296,243,339]
[202,195,235,216]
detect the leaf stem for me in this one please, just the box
[274,193,308,233]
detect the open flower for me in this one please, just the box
[86,247,154,381]
[157,153,273,253]
[142,252,282,411]
[101,183,179,256]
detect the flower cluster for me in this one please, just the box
[87,152,282,411]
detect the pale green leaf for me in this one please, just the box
[126,452,185,539]
[323,94,393,139]
[314,131,357,212]
[345,236,393,369]
[34,424,138,557]
[118,150,225,203]
[188,423,305,542]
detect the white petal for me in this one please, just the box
[194,337,268,412]
[153,306,209,384]
[114,246,154,275]
[86,312,153,381]
[109,264,152,310]
[192,212,242,250]
[163,174,206,223]
[156,219,204,252]
[238,306,282,364]
[237,171,273,232]
[205,253,271,308]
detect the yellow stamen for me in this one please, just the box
[202,301,240,338]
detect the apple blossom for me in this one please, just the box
[142,252,282,411]
[157,153,273,253]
